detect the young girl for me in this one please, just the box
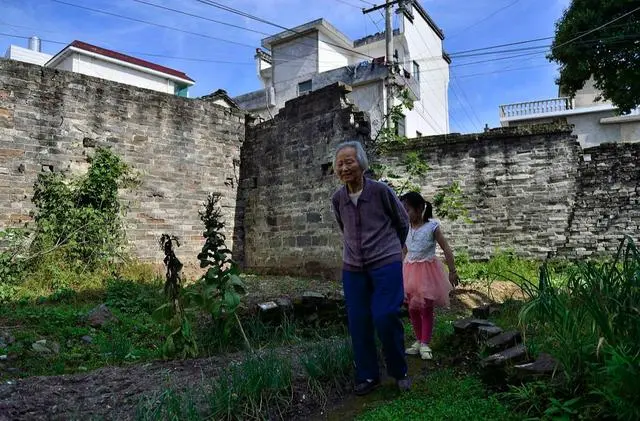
[401,192,460,360]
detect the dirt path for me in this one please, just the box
[0,352,237,420]
[0,281,522,421]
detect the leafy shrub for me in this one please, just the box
[30,147,137,269]
[0,228,30,285]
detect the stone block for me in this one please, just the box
[514,353,559,377]
[485,330,522,351]
[481,344,528,368]
[453,318,495,334]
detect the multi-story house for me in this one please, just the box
[233,1,450,137]
[4,37,195,97]
[499,78,640,147]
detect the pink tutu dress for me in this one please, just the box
[403,220,452,310]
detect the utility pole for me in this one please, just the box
[363,0,403,129]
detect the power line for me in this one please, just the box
[450,33,640,59]
[449,36,554,56]
[130,0,271,36]
[191,0,375,60]
[0,32,256,64]
[329,0,364,9]
[45,0,361,65]
[552,5,640,51]
[449,0,523,39]
[48,0,257,49]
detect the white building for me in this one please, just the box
[233,2,450,137]
[4,38,195,97]
[499,78,640,147]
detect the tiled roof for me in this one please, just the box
[68,40,194,83]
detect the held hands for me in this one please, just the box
[449,270,460,288]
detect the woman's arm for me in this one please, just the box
[382,186,410,245]
[435,226,459,287]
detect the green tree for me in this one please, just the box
[549,0,640,114]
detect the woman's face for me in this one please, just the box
[335,147,363,185]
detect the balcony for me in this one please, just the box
[500,98,574,119]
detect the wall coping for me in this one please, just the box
[383,123,577,152]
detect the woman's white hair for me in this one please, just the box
[334,141,369,171]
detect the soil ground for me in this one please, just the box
[0,280,522,421]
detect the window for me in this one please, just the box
[413,61,420,82]
[394,115,406,137]
[174,84,189,97]
[298,80,312,96]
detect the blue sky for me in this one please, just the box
[0,0,571,132]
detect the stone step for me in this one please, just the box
[514,353,560,377]
[481,344,528,368]
[476,325,504,341]
[453,318,496,334]
[485,330,522,352]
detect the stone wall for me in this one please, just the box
[381,126,583,260]
[235,82,371,279]
[237,83,640,277]
[559,142,640,257]
[0,59,244,266]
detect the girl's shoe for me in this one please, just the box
[405,341,421,355]
[420,344,433,360]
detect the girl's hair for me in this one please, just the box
[334,141,369,171]
[401,191,433,222]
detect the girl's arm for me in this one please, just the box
[435,226,459,287]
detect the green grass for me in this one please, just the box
[356,369,518,421]
[0,270,350,379]
[301,337,354,399]
[136,351,294,421]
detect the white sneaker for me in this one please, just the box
[405,341,421,355]
[420,344,433,360]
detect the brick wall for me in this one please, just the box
[0,59,244,266]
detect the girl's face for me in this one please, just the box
[403,201,423,224]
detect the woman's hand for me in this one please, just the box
[449,271,460,288]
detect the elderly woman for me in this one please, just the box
[331,140,411,395]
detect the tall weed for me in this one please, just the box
[515,236,640,420]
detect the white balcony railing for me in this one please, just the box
[500,97,574,119]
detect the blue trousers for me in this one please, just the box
[342,261,407,382]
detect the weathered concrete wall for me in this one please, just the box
[234,82,371,279]
[0,59,244,266]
